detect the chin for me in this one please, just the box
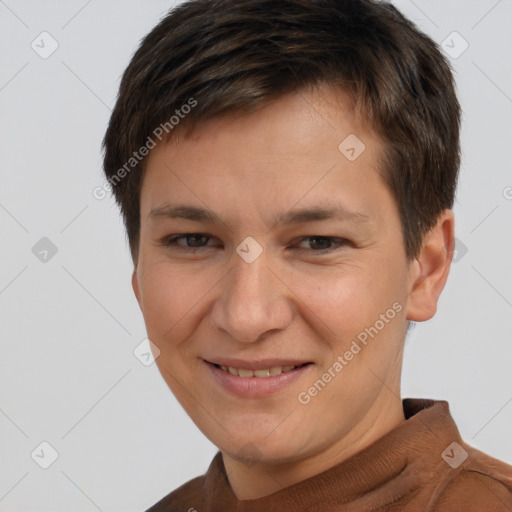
[220,435,307,467]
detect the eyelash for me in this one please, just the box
[159,233,351,253]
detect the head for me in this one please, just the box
[103,0,460,483]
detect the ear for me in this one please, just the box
[132,268,143,310]
[406,209,455,322]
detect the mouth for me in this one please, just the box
[209,362,311,378]
[203,359,314,397]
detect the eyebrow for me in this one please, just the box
[148,204,371,228]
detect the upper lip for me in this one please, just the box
[204,358,312,371]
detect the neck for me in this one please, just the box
[222,391,406,500]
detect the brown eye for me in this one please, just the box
[181,234,210,247]
[296,236,349,251]
[162,233,214,250]
[305,237,332,250]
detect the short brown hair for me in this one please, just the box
[102,0,461,264]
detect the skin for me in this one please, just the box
[132,84,455,500]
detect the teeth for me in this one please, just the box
[254,369,270,378]
[220,365,299,377]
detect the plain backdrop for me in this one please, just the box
[1,1,511,510]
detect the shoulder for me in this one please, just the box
[144,475,205,512]
[434,449,512,511]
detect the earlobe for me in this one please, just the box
[406,210,455,322]
[132,268,142,310]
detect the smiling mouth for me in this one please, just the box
[207,361,312,378]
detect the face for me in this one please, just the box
[133,85,416,468]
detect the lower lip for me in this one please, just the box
[205,361,313,398]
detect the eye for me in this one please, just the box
[158,234,351,254]
[295,236,350,252]
[160,233,217,251]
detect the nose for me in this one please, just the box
[210,244,293,344]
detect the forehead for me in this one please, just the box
[139,85,391,228]
[167,84,370,157]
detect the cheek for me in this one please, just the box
[294,264,376,321]
[138,264,203,342]
[290,256,406,344]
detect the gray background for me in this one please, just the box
[1,0,511,510]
